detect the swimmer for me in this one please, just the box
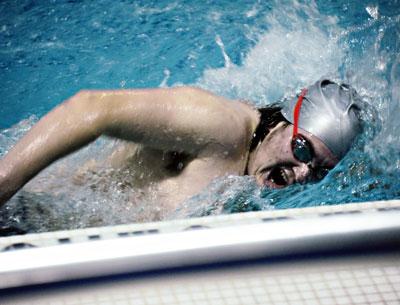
[0,79,362,209]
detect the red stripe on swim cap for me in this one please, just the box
[293,88,308,137]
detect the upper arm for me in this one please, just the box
[0,86,256,205]
[96,86,255,157]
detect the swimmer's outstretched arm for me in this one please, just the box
[0,87,256,205]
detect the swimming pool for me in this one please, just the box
[0,0,399,232]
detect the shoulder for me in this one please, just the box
[173,86,259,122]
[167,86,228,105]
[175,86,259,157]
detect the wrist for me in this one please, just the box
[0,163,19,206]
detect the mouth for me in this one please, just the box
[261,166,292,189]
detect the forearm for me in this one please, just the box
[0,91,105,205]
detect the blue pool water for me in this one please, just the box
[0,0,399,232]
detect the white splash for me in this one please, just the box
[160,69,171,87]
[215,35,232,68]
[366,6,379,20]
[197,0,343,106]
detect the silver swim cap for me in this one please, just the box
[281,79,362,160]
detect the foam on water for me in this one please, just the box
[177,0,400,216]
[1,0,399,232]
[198,0,343,104]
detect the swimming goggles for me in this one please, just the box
[291,89,329,180]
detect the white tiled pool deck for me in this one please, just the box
[1,200,399,305]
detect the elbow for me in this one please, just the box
[66,90,108,136]
[66,90,93,108]
[70,90,94,106]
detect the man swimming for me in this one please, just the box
[0,79,362,211]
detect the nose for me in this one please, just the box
[293,163,313,184]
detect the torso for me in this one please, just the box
[101,140,248,220]
[95,99,260,220]
[24,98,260,222]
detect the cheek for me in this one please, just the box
[263,142,291,162]
[274,138,292,158]
[273,133,292,153]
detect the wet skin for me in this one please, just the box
[246,121,339,189]
[0,87,340,209]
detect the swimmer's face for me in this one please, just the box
[247,122,339,189]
